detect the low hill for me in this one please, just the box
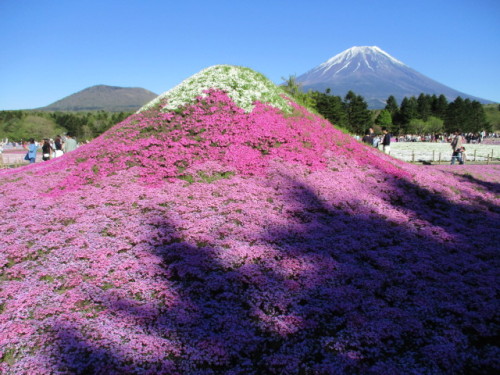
[0,65,498,374]
[39,85,158,112]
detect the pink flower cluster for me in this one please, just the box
[23,89,409,194]
[0,90,499,374]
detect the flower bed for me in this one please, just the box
[0,66,498,375]
[387,142,499,163]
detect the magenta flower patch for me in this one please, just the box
[0,67,499,374]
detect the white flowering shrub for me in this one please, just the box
[138,65,292,113]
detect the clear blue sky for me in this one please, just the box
[1,0,499,110]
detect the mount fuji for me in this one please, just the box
[294,46,494,109]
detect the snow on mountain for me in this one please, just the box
[315,46,405,76]
[295,46,493,109]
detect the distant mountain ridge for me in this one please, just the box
[39,85,158,112]
[295,46,494,109]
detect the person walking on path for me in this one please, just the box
[25,138,38,164]
[362,130,373,145]
[54,135,64,157]
[63,133,77,153]
[381,127,391,154]
[369,127,380,148]
[450,132,464,165]
[41,139,54,161]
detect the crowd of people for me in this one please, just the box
[359,130,496,145]
[21,134,78,164]
[392,131,494,144]
[361,127,392,154]
[358,129,498,165]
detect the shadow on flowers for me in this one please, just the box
[51,173,499,375]
[440,169,500,203]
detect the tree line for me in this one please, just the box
[1,88,497,143]
[0,110,131,142]
[282,77,495,135]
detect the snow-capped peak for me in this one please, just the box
[294,46,493,109]
[319,46,406,72]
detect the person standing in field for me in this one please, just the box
[63,133,77,153]
[362,130,373,145]
[54,135,64,157]
[450,132,464,164]
[41,139,54,161]
[25,138,38,163]
[381,127,391,154]
[369,127,379,148]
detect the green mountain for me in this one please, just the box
[39,85,158,112]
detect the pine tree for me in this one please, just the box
[343,91,372,134]
[431,94,449,119]
[384,95,399,117]
[312,91,347,128]
[417,93,432,121]
[397,97,418,132]
[444,97,465,133]
[468,101,490,133]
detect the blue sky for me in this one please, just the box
[1,0,499,110]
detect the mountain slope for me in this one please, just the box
[295,46,494,108]
[40,85,158,112]
[0,65,498,375]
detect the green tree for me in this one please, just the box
[444,97,466,133]
[311,90,347,128]
[424,116,444,134]
[281,75,316,109]
[431,94,449,119]
[417,94,432,121]
[343,91,372,134]
[281,75,301,98]
[396,97,418,132]
[484,104,500,131]
[408,118,426,135]
[468,100,490,133]
[384,95,399,117]
[0,109,132,142]
[51,112,87,138]
[407,116,444,135]
[3,115,65,141]
[375,109,393,129]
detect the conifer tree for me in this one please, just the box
[312,90,347,128]
[433,94,449,119]
[384,95,399,117]
[468,100,490,132]
[417,93,432,121]
[444,97,465,133]
[397,97,418,132]
[343,91,372,134]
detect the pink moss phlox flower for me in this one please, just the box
[0,84,499,374]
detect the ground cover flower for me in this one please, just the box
[0,66,499,374]
[138,65,292,113]
[387,142,499,162]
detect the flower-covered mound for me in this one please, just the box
[138,65,291,113]
[1,66,499,374]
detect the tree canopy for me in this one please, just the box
[0,110,131,142]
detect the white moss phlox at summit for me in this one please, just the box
[138,65,292,113]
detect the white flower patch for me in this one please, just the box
[138,65,292,113]
[388,142,499,162]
